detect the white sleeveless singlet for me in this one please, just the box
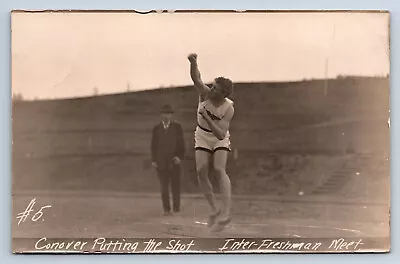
[197,98,233,135]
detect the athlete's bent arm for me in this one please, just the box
[188,53,210,101]
[200,105,234,140]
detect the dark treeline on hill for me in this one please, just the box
[12,77,390,195]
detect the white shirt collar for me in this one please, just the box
[162,121,170,129]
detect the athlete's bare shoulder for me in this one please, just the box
[221,99,234,122]
[224,98,234,112]
[199,95,206,103]
[225,98,234,105]
[198,90,210,103]
[198,96,209,109]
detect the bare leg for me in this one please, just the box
[213,150,231,221]
[195,150,218,216]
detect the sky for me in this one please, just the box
[11,11,389,100]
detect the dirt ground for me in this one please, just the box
[12,191,389,242]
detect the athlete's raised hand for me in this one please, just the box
[189,53,210,101]
[188,53,198,63]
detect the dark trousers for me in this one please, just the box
[157,166,181,213]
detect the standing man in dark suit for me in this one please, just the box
[151,104,185,216]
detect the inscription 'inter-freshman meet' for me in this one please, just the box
[32,237,365,253]
[219,238,364,252]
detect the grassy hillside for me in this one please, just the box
[12,77,390,199]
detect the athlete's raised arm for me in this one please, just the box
[188,53,210,102]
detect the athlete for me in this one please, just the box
[188,53,234,232]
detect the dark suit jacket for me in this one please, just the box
[151,121,185,171]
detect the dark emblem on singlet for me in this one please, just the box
[205,109,222,121]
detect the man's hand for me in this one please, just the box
[188,53,198,63]
[151,162,158,168]
[172,157,181,165]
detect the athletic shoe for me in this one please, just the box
[207,209,221,227]
[211,217,231,232]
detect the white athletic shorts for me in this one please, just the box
[194,125,231,153]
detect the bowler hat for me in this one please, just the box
[160,104,174,113]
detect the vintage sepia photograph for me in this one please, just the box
[11,10,390,253]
